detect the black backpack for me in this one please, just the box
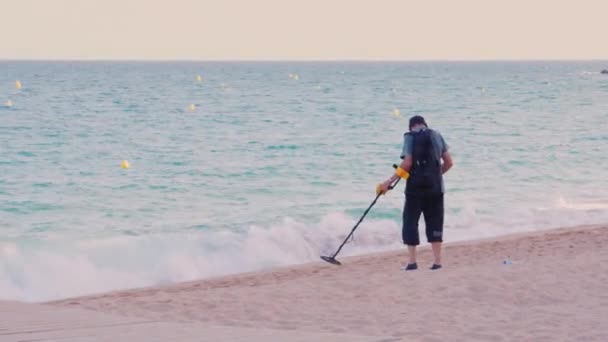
[406,129,442,195]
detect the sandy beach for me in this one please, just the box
[2,224,607,341]
[3,1,608,341]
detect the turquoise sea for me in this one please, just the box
[1,61,607,301]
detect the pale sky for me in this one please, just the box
[1,0,607,60]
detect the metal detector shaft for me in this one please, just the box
[328,176,401,260]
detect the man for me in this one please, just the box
[378,115,453,270]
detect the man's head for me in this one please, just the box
[409,115,427,131]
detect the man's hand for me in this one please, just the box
[376,180,393,196]
[441,151,453,174]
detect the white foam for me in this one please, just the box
[555,196,608,210]
[1,200,607,302]
[0,213,400,302]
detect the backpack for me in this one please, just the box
[406,129,442,195]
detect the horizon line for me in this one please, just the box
[1,58,608,63]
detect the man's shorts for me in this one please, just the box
[402,193,444,246]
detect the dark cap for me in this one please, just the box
[408,115,427,130]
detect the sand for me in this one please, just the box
[0,300,380,341]
[1,225,607,341]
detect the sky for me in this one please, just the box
[1,0,607,60]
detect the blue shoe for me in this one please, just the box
[430,264,442,270]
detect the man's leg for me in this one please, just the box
[431,242,442,265]
[407,245,417,264]
[403,194,422,266]
[422,194,444,267]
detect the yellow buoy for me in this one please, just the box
[392,108,400,117]
[188,104,196,112]
[121,160,130,169]
[196,75,203,82]
[293,74,299,80]
[6,99,13,107]
[15,80,22,89]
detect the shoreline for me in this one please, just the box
[2,224,607,341]
[44,223,604,303]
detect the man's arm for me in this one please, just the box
[383,155,412,186]
[441,151,453,174]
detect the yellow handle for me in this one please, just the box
[395,167,410,179]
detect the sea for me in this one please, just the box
[1,61,607,302]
